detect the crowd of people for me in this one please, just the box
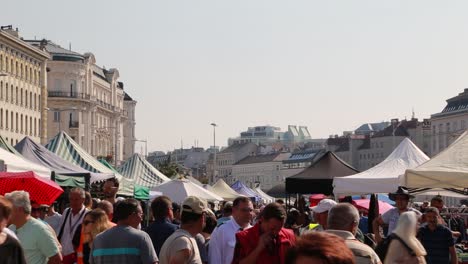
[0,179,464,264]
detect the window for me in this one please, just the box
[53,112,60,122]
[462,120,466,130]
[0,108,2,128]
[5,110,8,129]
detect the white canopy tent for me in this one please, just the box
[404,131,468,189]
[334,138,429,196]
[151,179,224,204]
[0,145,51,178]
[210,179,245,201]
[254,187,275,203]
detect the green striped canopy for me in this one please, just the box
[0,134,23,156]
[118,153,170,188]
[46,131,134,196]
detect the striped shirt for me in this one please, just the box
[90,226,158,264]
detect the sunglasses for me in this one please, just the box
[83,220,95,226]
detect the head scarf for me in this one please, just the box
[392,211,427,257]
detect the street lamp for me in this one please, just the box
[133,139,148,159]
[210,123,217,183]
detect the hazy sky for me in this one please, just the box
[4,1,468,152]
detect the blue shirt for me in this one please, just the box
[418,224,454,264]
[144,218,178,255]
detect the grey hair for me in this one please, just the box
[70,187,85,198]
[327,203,360,230]
[425,206,439,215]
[5,191,31,214]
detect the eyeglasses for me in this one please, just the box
[240,208,254,213]
[83,220,95,226]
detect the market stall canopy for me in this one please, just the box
[15,137,112,184]
[0,135,23,156]
[254,187,275,203]
[231,181,261,200]
[404,131,468,189]
[0,171,63,205]
[334,138,429,196]
[286,151,358,195]
[118,153,170,188]
[266,183,286,198]
[210,179,245,201]
[0,144,51,178]
[46,131,134,196]
[150,179,223,204]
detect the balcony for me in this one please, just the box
[48,91,90,100]
[69,121,79,128]
[96,99,115,111]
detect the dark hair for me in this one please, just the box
[223,205,233,215]
[233,197,251,207]
[151,196,172,220]
[425,206,440,215]
[431,195,443,204]
[261,203,287,221]
[285,232,355,264]
[105,177,120,188]
[276,199,285,205]
[172,202,180,211]
[203,213,218,234]
[114,198,139,221]
[0,196,13,221]
[181,211,203,224]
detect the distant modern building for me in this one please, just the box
[147,147,210,178]
[327,118,430,171]
[430,88,468,156]
[25,39,136,165]
[231,152,291,190]
[354,121,390,135]
[0,26,50,145]
[228,125,313,150]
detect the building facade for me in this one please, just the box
[123,91,136,161]
[430,89,468,156]
[0,27,50,145]
[231,153,291,190]
[327,118,431,171]
[26,40,136,165]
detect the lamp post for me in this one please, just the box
[133,139,148,159]
[210,123,217,183]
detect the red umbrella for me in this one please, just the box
[309,194,327,206]
[0,171,63,205]
[352,198,394,215]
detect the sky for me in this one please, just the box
[4,1,468,152]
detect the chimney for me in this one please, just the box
[1,25,19,38]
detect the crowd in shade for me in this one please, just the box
[0,179,464,264]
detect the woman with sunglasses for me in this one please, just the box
[75,209,112,264]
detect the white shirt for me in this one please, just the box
[382,207,421,236]
[209,219,251,264]
[58,206,87,255]
[2,227,18,240]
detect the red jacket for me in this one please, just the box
[232,222,296,264]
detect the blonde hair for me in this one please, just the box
[83,209,111,243]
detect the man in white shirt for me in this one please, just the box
[57,188,88,264]
[209,197,253,264]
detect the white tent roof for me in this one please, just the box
[404,131,468,188]
[150,179,224,204]
[254,187,275,203]
[211,179,244,201]
[334,138,429,196]
[0,145,51,178]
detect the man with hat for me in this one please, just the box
[373,187,421,243]
[159,196,207,264]
[309,199,337,231]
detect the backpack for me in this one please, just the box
[374,233,415,261]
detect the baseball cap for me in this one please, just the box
[311,199,337,213]
[182,196,207,215]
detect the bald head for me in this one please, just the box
[97,200,114,220]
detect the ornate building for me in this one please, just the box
[0,26,49,145]
[26,39,136,165]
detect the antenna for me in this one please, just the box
[412,107,415,119]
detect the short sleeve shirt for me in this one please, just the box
[159,229,202,264]
[91,225,158,264]
[381,208,421,236]
[9,218,60,264]
[418,225,454,264]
